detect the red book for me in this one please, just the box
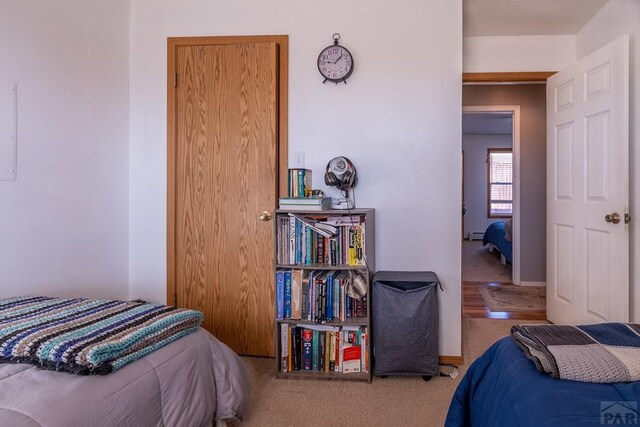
[342,345,361,373]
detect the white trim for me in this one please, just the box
[519,281,546,287]
[463,105,521,285]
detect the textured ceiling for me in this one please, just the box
[464,0,610,36]
[463,113,513,135]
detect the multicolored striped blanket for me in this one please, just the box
[0,296,203,375]
[512,323,640,383]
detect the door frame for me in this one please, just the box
[166,35,289,306]
[463,105,521,285]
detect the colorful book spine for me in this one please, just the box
[292,327,301,371]
[288,325,293,372]
[276,270,285,320]
[302,329,312,370]
[284,270,292,319]
[290,269,302,320]
[329,239,337,265]
[361,330,368,373]
[296,220,302,264]
[280,323,288,373]
[312,330,319,371]
[288,217,296,265]
[297,170,304,198]
[305,227,312,265]
[316,237,324,264]
[306,272,314,321]
[318,331,325,372]
[327,273,333,321]
[324,331,331,372]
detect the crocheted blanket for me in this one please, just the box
[511,323,640,383]
[0,296,203,375]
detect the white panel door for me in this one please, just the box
[547,36,629,324]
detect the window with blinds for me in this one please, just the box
[488,149,513,217]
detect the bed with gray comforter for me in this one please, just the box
[0,328,250,426]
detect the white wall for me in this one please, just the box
[576,0,640,321]
[464,35,576,72]
[0,0,130,299]
[463,134,512,237]
[129,0,463,356]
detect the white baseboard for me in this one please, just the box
[519,281,546,287]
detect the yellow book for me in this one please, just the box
[324,330,331,372]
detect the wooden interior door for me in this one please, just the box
[168,36,287,357]
[546,36,629,324]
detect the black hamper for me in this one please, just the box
[372,271,441,379]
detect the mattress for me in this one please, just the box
[445,337,640,427]
[0,328,250,427]
[482,221,512,263]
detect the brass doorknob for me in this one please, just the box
[257,211,272,222]
[605,212,621,224]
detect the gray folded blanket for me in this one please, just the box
[511,323,640,383]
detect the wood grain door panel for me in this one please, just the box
[174,42,278,356]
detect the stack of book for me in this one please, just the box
[280,324,368,374]
[279,197,331,211]
[276,214,365,266]
[276,269,367,322]
[288,168,312,198]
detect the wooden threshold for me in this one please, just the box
[440,355,464,366]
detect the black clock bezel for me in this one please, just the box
[317,43,354,84]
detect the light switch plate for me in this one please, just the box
[293,151,305,168]
[0,83,17,181]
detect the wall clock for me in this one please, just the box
[317,33,354,84]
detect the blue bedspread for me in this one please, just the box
[445,337,640,427]
[482,221,512,264]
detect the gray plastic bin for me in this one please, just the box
[372,271,440,378]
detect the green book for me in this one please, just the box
[312,330,319,370]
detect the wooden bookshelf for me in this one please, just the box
[273,208,375,383]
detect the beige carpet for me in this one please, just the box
[462,240,512,283]
[240,318,546,426]
[477,284,546,312]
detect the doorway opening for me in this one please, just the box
[461,76,548,320]
[462,109,517,285]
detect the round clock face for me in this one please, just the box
[317,45,354,83]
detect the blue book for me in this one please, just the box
[284,270,292,318]
[307,272,314,321]
[276,270,285,320]
[296,220,302,264]
[346,296,351,318]
[327,273,333,321]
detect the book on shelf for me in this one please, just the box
[280,324,288,373]
[287,169,312,198]
[279,324,369,374]
[276,271,285,320]
[275,269,367,322]
[279,196,331,206]
[276,214,366,267]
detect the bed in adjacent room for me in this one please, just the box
[482,220,512,264]
[0,297,251,427]
[446,324,640,427]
